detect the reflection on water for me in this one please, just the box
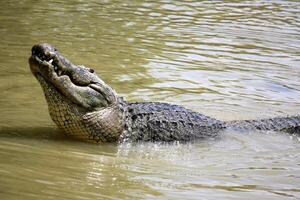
[0,0,300,199]
[1,130,299,199]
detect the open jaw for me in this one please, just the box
[29,43,117,109]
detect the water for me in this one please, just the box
[0,0,300,199]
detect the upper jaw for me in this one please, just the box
[28,43,119,109]
[29,43,101,86]
[29,43,71,79]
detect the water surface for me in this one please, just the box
[0,0,300,199]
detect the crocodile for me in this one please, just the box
[29,43,300,143]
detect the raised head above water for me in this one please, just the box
[29,43,124,142]
[29,43,300,143]
[29,43,118,110]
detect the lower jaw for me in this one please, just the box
[36,74,66,102]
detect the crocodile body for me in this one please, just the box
[29,44,300,143]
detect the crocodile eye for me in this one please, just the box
[89,68,94,73]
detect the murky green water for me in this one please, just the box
[0,0,300,199]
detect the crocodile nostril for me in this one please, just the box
[89,68,94,73]
[32,45,46,60]
[38,52,44,60]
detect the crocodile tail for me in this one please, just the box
[227,115,300,135]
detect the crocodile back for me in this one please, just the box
[121,102,225,142]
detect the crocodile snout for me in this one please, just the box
[31,43,57,61]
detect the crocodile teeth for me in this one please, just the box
[48,59,53,64]
[54,66,58,71]
[57,70,62,76]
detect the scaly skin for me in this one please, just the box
[29,43,300,143]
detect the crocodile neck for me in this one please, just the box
[37,75,125,142]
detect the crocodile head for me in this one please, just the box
[29,43,118,109]
[29,43,124,142]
